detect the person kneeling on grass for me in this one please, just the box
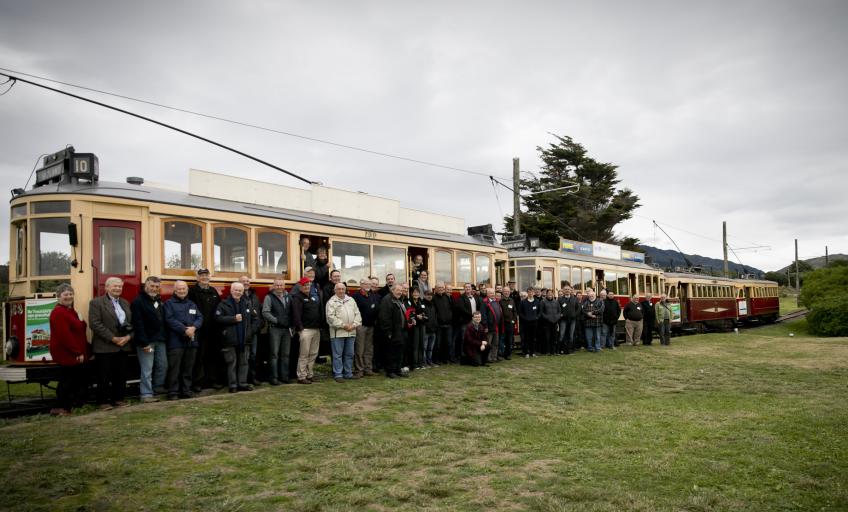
[326,282,362,383]
[463,311,490,367]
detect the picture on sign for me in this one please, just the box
[737,299,748,316]
[669,302,682,323]
[25,298,57,361]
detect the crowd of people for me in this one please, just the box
[46,244,674,416]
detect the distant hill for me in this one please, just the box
[638,245,764,276]
[776,254,847,273]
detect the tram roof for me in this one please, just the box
[17,180,503,249]
[508,247,659,271]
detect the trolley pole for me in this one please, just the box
[722,221,729,277]
[513,158,521,235]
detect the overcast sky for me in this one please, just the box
[1,0,845,272]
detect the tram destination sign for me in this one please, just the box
[501,233,527,250]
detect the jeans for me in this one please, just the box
[658,319,671,345]
[559,319,576,353]
[137,341,168,397]
[268,326,292,382]
[423,331,436,365]
[602,323,617,348]
[584,326,602,352]
[331,337,355,378]
[167,347,197,396]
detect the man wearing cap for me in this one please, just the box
[291,276,322,384]
[188,268,221,391]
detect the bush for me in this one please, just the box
[800,266,848,337]
[806,295,848,337]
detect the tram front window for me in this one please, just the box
[31,217,71,276]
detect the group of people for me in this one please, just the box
[46,244,674,416]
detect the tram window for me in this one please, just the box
[214,226,248,273]
[542,268,554,290]
[14,221,26,277]
[31,201,70,214]
[257,230,289,277]
[605,272,617,294]
[617,274,629,296]
[476,254,491,285]
[559,265,570,288]
[456,252,472,284]
[583,268,593,291]
[374,245,407,284]
[572,267,582,290]
[99,226,136,275]
[332,241,370,287]
[31,217,71,276]
[435,250,453,285]
[639,274,647,295]
[12,204,27,218]
[517,266,535,291]
[652,276,659,294]
[164,221,204,272]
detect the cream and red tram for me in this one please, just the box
[4,149,506,364]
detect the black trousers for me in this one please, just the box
[521,320,537,356]
[57,363,89,410]
[167,347,197,396]
[466,345,491,366]
[384,333,407,375]
[437,325,452,363]
[642,318,655,345]
[95,351,128,404]
[540,320,557,354]
[194,331,223,388]
[502,323,515,358]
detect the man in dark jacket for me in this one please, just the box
[481,288,503,362]
[353,278,380,377]
[291,277,322,384]
[641,294,655,345]
[539,289,562,355]
[379,273,396,298]
[431,282,453,363]
[131,276,168,402]
[623,294,644,346]
[262,277,293,385]
[188,268,221,390]
[558,285,580,354]
[239,275,264,385]
[378,283,410,378]
[602,290,622,350]
[164,280,204,399]
[500,286,517,360]
[216,282,256,392]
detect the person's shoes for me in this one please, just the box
[387,373,399,379]
[347,374,361,380]
[238,385,254,392]
[504,356,511,360]
[269,379,280,386]
[532,354,538,358]
[297,379,312,385]
[140,396,160,404]
[525,354,530,359]
[113,401,130,408]
[167,394,180,401]
[179,392,194,399]
[213,384,225,390]
[153,387,167,395]
[364,370,376,376]
[281,379,291,384]
[50,408,71,416]
[431,363,440,368]
[98,403,114,411]
[398,372,410,378]
[191,386,202,393]
[229,387,238,393]
[307,377,315,383]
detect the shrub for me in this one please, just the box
[799,266,848,309]
[806,295,848,337]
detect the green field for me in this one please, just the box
[0,319,845,511]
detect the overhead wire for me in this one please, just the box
[0,66,510,180]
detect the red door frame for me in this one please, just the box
[92,219,142,301]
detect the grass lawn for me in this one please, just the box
[0,319,845,512]
[780,296,804,316]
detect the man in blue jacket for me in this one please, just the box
[164,280,204,400]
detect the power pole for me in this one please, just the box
[722,221,729,277]
[826,245,829,265]
[512,158,520,235]
[795,239,800,291]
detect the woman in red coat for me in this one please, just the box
[49,283,91,416]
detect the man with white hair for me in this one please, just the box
[88,277,133,409]
[216,281,256,392]
[326,282,362,382]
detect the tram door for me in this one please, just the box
[92,220,142,301]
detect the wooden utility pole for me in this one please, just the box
[722,221,729,277]
[795,239,800,290]
[512,158,520,235]
[826,245,829,265]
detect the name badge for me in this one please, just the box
[508,305,513,309]
[371,304,376,309]
[189,309,196,315]
[422,305,426,309]
[154,302,159,309]
[532,306,537,310]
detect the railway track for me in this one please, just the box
[775,309,808,323]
